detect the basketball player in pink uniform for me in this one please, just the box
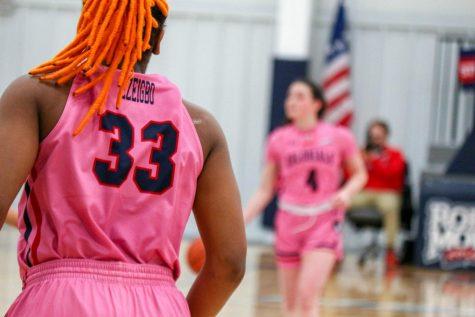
[244,80,367,317]
[0,1,246,316]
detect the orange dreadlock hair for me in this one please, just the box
[29,0,169,136]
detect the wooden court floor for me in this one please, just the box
[1,227,475,316]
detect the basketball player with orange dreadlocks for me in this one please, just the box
[0,0,246,316]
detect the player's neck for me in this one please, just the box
[134,62,148,74]
[293,116,318,131]
[133,53,153,74]
[100,61,149,75]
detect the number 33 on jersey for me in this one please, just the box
[93,111,179,195]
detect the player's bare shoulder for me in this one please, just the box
[2,75,71,109]
[1,75,73,141]
[182,100,226,163]
[0,75,42,120]
[1,75,36,103]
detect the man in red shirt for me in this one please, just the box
[351,120,405,269]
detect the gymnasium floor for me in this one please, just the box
[1,226,474,317]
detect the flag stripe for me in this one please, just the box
[325,99,353,123]
[322,1,353,127]
[328,91,351,109]
[339,113,353,126]
[323,54,350,79]
[323,67,350,90]
[325,78,351,103]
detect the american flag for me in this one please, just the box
[322,0,353,127]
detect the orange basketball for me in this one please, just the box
[186,238,205,274]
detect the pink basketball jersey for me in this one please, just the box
[17,68,203,282]
[266,123,358,206]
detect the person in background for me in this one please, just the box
[351,120,405,270]
[244,79,367,317]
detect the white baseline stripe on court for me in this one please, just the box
[258,296,475,316]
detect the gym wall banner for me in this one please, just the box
[459,49,475,89]
[417,175,475,270]
[422,199,475,270]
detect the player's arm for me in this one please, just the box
[5,209,19,228]
[185,102,246,317]
[342,153,368,197]
[243,162,277,224]
[0,77,39,230]
[332,152,368,210]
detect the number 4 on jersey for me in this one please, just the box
[306,169,318,192]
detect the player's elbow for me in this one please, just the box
[352,164,368,186]
[207,246,247,284]
[360,169,369,186]
[258,185,275,205]
[225,257,246,285]
[221,248,246,283]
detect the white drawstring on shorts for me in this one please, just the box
[278,201,333,234]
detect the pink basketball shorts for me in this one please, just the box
[6,259,190,317]
[275,209,344,268]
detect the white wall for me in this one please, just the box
[316,0,475,30]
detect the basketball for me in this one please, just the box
[186,238,205,274]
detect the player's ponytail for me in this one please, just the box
[29,0,169,136]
